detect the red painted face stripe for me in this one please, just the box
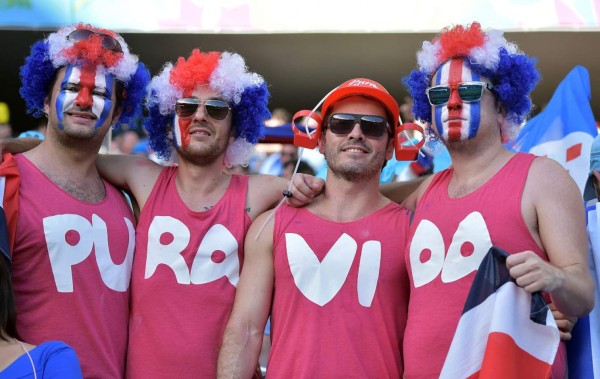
[447,58,465,141]
[75,65,96,108]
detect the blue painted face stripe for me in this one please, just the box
[95,73,114,128]
[55,64,75,129]
[468,70,481,139]
[434,68,444,136]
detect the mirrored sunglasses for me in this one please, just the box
[175,98,231,120]
[426,81,494,106]
[67,29,123,53]
[328,113,391,138]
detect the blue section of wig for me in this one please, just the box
[403,47,540,141]
[145,81,270,161]
[119,63,150,127]
[19,40,55,118]
[231,82,270,143]
[19,40,150,127]
[144,91,173,160]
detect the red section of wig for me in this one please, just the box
[169,49,221,96]
[436,22,486,63]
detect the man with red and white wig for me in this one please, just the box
[95,49,322,378]
[401,22,594,378]
[10,24,149,377]
[218,78,413,378]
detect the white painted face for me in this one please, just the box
[55,64,115,129]
[431,58,485,142]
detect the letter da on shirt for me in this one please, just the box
[43,214,135,293]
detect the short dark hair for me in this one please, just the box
[0,257,19,341]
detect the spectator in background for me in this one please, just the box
[111,122,146,155]
[282,159,315,180]
[0,102,13,139]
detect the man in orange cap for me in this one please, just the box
[218,78,413,378]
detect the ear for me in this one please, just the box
[43,96,50,115]
[110,107,123,126]
[385,136,394,160]
[318,132,326,154]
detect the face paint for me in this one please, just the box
[172,113,192,149]
[433,58,482,142]
[55,64,114,129]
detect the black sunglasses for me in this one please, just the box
[175,98,231,120]
[327,113,391,138]
[426,81,494,106]
[67,29,123,53]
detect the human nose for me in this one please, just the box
[447,87,462,110]
[347,121,365,139]
[74,88,93,108]
[192,102,208,121]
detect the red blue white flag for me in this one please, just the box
[440,247,560,379]
[511,66,597,194]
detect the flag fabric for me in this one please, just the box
[0,152,20,259]
[512,66,597,194]
[440,247,560,379]
[569,198,600,378]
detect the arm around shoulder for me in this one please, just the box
[217,210,276,378]
[96,154,162,205]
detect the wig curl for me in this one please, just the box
[403,22,539,143]
[19,23,149,126]
[145,49,270,166]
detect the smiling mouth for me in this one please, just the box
[66,111,97,120]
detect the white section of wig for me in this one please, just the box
[417,40,442,74]
[210,52,264,105]
[224,138,254,167]
[47,26,77,68]
[146,63,182,116]
[46,25,139,83]
[469,28,506,70]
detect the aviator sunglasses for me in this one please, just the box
[327,113,391,138]
[175,98,232,120]
[426,81,494,107]
[67,29,123,53]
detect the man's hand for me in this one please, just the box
[506,251,565,293]
[286,173,325,207]
[548,302,577,341]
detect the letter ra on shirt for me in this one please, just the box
[43,214,135,293]
[145,216,240,286]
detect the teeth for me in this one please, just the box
[346,148,363,153]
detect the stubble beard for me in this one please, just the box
[325,145,385,182]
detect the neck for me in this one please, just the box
[25,137,100,178]
[175,156,230,195]
[312,172,388,222]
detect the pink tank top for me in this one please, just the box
[12,154,135,379]
[403,152,565,378]
[267,203,411,378]
[127,168,251,379]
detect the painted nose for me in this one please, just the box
[74,87,93,108]
[447,87,462,109]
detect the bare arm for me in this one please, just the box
[380,175,429,207]
[96,154,163,210]
[507,157,594,316]
[217,211,275,379]
[0,137,42,154]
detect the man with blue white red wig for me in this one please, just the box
[400,22,594,378]
[95,48,322,378]
[5,24,150,378]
